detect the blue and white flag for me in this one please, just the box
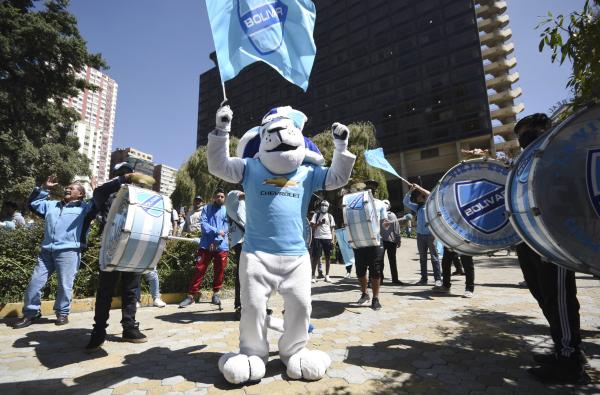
[364,148,401,178]
[205,0,317,91]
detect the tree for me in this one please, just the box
[538,0,600,110]
[171,136,241,211]
[0,0,106,205]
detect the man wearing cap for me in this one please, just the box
[512,114,588,384]
[184,195,205,233]
[380,199,403,285]
[85,162,153,349]
[353,180,387,310]
[310,200,336,283]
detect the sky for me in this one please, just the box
[67,0,586,169]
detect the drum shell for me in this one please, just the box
[425,158,521,255]
[100,185,172,273]
[342,191,380,248]
[506,103,600,276]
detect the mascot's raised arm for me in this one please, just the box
[207,105,356,384]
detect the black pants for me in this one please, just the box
[441,247,474,292]
[233,243,242,310]
[382,241,399,282]
[93,270,141,330]
[516,243,581,356]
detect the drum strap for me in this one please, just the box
[227,214,245,232]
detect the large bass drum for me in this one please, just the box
[506,103,600,276]
[100,185,172,273]
[425,158,521,255]
[342,190,381,248]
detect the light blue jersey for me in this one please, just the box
[241,158,328,255]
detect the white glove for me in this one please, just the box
[332,122,349,152]
[215,106,233,133]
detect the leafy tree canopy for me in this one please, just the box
[538,0,600,111]
[0,0,105,206]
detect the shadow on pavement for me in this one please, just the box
[311,299,350,319]
[12,328,108,369]
[154,308,235,324]
[340,308,599,394]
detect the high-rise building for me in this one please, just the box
[153,164,178,197]
[64,66,118,184]
[196,0,522,205]
[110,147,155,178]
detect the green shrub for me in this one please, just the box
[0,221,236,304]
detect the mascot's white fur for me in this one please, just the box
[207,105,355,384]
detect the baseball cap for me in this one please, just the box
[113,162,134,176]
[194,195,204,201]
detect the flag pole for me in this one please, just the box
[220,82,228,106]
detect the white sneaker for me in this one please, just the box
[136,301,141,309]
[344,272,351,278]
[434,280,442,287]
[179,295,195,308]
[325,275,331,283]
[153,298,166,308]
[463,290,474,298]
[311,276,316,283]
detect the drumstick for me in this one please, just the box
[167,236,200,243]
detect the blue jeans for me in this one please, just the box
[23,249,80,317]
[135,269,160,301]
[416,233,441,281]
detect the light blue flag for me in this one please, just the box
[364,148,401,178]
[335,228,354,268]
[205,0,317,91]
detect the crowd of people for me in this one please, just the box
[1,112,591,385]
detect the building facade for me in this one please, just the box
[197,0,521,205]
[64,66,118,184]
[153,164,178,197]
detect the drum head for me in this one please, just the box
[431,158,520,254]
[531,103,600,274]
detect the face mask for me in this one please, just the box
[518,130,541,149]
[320,206,328,213]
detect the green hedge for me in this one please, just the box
[0,221,235,305]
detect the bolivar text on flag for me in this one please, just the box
[205,0,317,91]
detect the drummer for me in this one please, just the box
[85,164,151,350]
[512,114,588,384]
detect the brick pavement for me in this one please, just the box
[1,238,599,394]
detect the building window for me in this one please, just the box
[421,147,439,159]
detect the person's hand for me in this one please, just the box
[408,183,416,192]
[43,175,58,190]
[216,106,233,133]
[126,173,155,186]
[219,230,225,237]
[331,122,350,151]
[90,176,98,190]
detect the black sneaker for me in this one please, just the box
[211,293,221,305]
[533,351,588,366]
[122,327,147,343]
[371,298,382,311]
[356,293,370,305]
[528,354,590,384]
[55,315,69,326]
[415,278,427,285]
[86,328,106,350]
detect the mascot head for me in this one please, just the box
[236,106,325,174]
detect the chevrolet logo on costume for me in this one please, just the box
[263,177,298,187]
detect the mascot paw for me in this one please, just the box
[218,353,266,384]
[286,349,331,381]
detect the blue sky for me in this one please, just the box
[68,0,585,169]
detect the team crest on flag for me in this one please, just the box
[238,0,289,55]
[587,148,600,217]
[455,179,508,234]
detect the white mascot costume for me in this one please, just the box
[207,105,356,384]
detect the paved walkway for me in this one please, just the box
[1,238,599,394]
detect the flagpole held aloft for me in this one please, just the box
[220,82,228,107]
[363,148,412,186]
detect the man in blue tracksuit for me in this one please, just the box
[403,185,441,286]
[13,174,131,329]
